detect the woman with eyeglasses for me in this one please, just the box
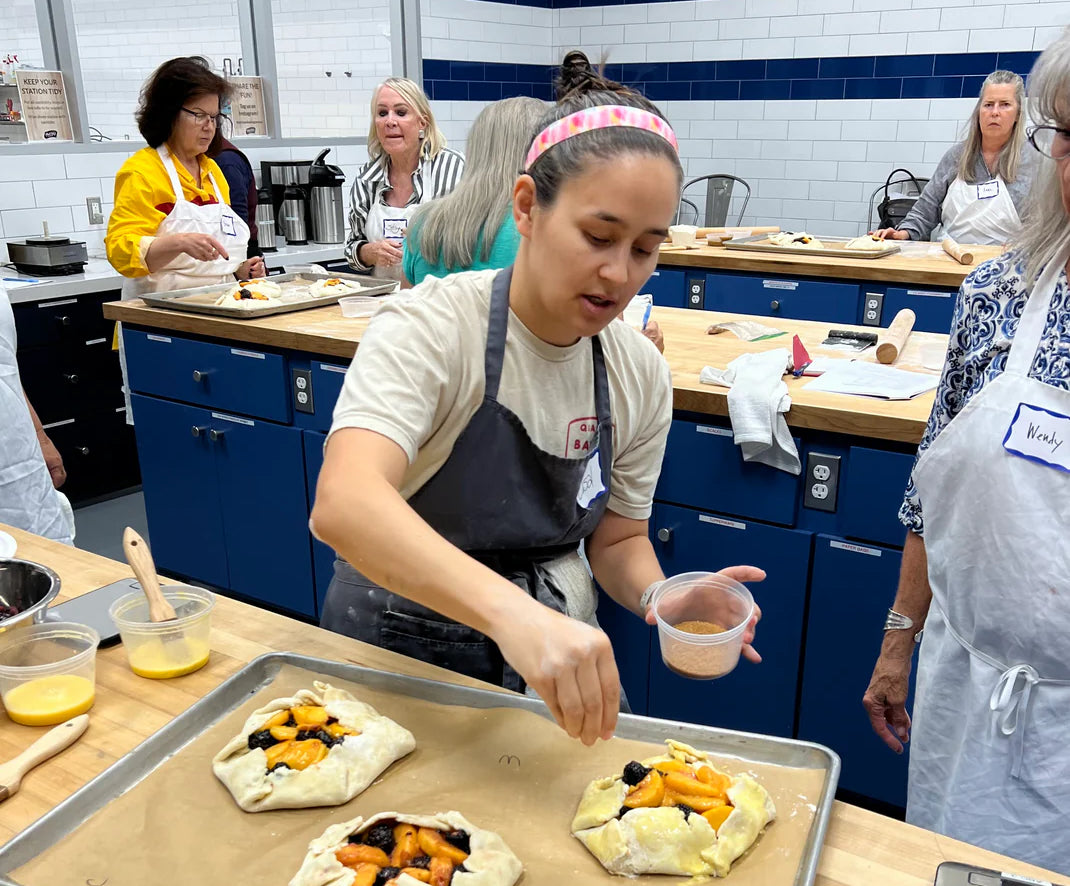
[863,30,1070,875]
[875,70,1036,246]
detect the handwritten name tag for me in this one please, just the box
[577,449,606,509]
[1003,402,1070,473]
[977,180,1000,200]
[382,218,406,240]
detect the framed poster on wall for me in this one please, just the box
[15,69,74,141]
[227,76,268,137]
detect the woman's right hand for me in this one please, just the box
[163,232,230,261]
[873,228,910,240]
[493,600,620,746]
[361,239,404,268]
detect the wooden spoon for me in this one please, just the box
[0,715,89,802]
[122,527,176,622]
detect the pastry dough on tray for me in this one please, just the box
[571,739,776,878]
[213,278,284,306]
[212,681,415,812]
[768,231,824,249]
[844,234,886,251]
[289,810,524,886]
[308,277,365,297]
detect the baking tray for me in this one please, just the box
[140,272,398,319]
[0,652,840,885]
[724,233,902,260]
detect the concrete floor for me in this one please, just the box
[73,491,149,563]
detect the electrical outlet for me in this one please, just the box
[687,276,705,309]
[862,291,884,327]
[291,367,314,414]
[86,196,104,225]
[804,452,841,512]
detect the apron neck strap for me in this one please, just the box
[157,145,186,204]
[205,168,226,205]
[1006,246,1069,376]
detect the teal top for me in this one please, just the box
[403,215,521,286]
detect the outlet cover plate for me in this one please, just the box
[804,452,841,512]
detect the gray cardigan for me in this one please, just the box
[895,142,1037,241]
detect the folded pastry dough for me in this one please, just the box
[212,681,415,812]
[571,739,776,878]
[768,232,825,249]
[844,234,886,251]
[289,810,524,886]
[309,277,365,297]
[213,278,284,306]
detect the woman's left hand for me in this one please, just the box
[642,319,665,353]
[236,256,266,280]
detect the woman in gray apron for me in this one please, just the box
[314,71,764,745]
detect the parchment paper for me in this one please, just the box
[12,665,827,885]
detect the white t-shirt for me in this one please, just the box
[328,269,673,620]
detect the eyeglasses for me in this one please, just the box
[1027,124,1070,159]
[180,107,227,128]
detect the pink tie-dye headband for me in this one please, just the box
[524,104,679,171]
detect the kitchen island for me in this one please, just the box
[0,524,1064,886]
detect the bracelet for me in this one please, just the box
[884,608,924,643]
[639,580,663,613]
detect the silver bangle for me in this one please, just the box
[884,608,923,643]
[639,580,663,613]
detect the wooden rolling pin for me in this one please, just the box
[876,308,916,364]
[697,225,781,237]
[941,237,975,265]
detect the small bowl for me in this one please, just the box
[668,224,698,247]
[339,295,381,318]
[651,572,754,680]
[0,621,99,725]
[109,585,214,679]
[0,559,61,638]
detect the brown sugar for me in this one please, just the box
[673,620,726,635]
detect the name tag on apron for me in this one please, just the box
[1003,402,1070,472]
[220,213,237,237]
[382,218,407,240]
[977,180,1000,200]
[577,449,606,509]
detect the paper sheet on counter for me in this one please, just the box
[803,360,938,400]
[12,664,827,886]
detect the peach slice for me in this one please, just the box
[417,827,469,864]
[663,771,726,799]
[335,844,390,868]
[391,823,420,867]
[702,805,734,831]
[430,856,455,886]
[290,705,329,728]
[624,769,665,808]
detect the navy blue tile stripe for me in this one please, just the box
[423,51,1039,103]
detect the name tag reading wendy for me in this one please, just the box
[1003,402,1070,473]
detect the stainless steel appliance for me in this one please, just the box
[279,185,309,245]
[7,235,88,276]
[309,148,346,244]
[254,187,277,252]
[261,160,312,243]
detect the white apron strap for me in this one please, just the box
[205,169,227,206]
[1006,243,1070,377]
[156,145,187,205]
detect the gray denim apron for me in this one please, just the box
[320,266,613,692]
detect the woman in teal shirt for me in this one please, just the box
[402,96,546,287]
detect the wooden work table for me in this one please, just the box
[103,300,943,444]
[656,241,1004,288]
[0,526,1063,886]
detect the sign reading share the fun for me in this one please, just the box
[1003,402,1070,473]
[14,70,73,141]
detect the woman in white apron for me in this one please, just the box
[344,77,464,278]
[864,32,1070,874]
[875,70,1036,247]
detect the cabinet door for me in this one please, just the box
[649,503,812,737]
[213,415,316,618]
[642,268,687,308]
[130,395,228,588]
[705,273,859,324]
[798,535,913,809]
[882,287,956,334]
[303,430,336,615]
[595,587,653,716]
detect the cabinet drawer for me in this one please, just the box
[642,268,687,308]
[49,410,140,504]
[704,273,859,324]
[12,295,99,350]
[655,419,800,526]
[309,360,349,431]
[840,446,914,547]
[18,341,124,425]
[881,287,957,334]
[124,330,290,422]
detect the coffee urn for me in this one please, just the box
[255,187,277,251]
[279,186,309,245]
[309,148,346,244]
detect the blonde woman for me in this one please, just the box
[876,70,1036,245]
[345,77,465,279]
[864,30,1070,874]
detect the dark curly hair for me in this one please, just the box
[136,56,231,152]
[530,51,682,207]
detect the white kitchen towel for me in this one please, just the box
[699,348,801,475]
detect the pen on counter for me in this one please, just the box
[641,302,652,331]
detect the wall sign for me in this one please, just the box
[227,76,267,136]
[15,69,73,141]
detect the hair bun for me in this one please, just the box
[554,50,631,102]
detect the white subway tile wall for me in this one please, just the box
[0,0,46,69]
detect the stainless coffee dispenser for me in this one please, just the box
[309,148,346,244]
[254,187,277,251]
[261,160,312,245]
[279,185,309,245]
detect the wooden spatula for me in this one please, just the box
[0,715,89,801]
[122,527,175,622]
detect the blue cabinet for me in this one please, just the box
[132,394,317,618]
[648,503,812,738]
[839,446,915,547]
[303,430,336,614]
[309,360,349,431]
[798,535,913,808]
[704,273,859,324]
[881,287,957,334]
[596,587,653,716]
[643,268,687,308]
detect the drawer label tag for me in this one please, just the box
[697,425,732,437]
[905,289,951,298]
[211,412,255,426]
[319,363,348,374]
[85,337,108,346]
[830,540,881,557]
[763,280,797,290]
[699,514,746,530]
[38,298,77,308]
[231,348,266,359]
[42,418,76,430]
[147,334,172,343]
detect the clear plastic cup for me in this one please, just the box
[0,621,99,725]
[109,586,214,679]
[668,224,698,247]
[651,572,754,680]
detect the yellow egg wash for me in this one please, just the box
[3,674,95,725]
[127,637,210,679]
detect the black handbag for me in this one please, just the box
[877,168,928,229]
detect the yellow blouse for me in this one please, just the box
[105,146,231,278]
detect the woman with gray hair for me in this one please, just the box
[876,69,1035,245]
[402,96,546,286]
[863,29,1070,875]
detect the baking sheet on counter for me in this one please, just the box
[140,272,398,319]
[0,654,838,886]
[724,234,901,260]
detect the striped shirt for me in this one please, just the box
[345,147,465,271]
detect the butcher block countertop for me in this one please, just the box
[655,241,1005,287]
[104,300,943,444]
[0,526,1064,886]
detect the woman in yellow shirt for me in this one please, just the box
[106,56,263,295]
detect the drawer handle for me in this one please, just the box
[63,373,79,384]
[191,425,208,438]
[76,446,90,456]
[57,315,73,327]
[208,428,225,442]
[769,299,780,311]
[192,370,208,383]
[656,527,673,543]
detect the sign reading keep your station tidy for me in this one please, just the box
[15,70,73,141]
[227,76,268,136]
